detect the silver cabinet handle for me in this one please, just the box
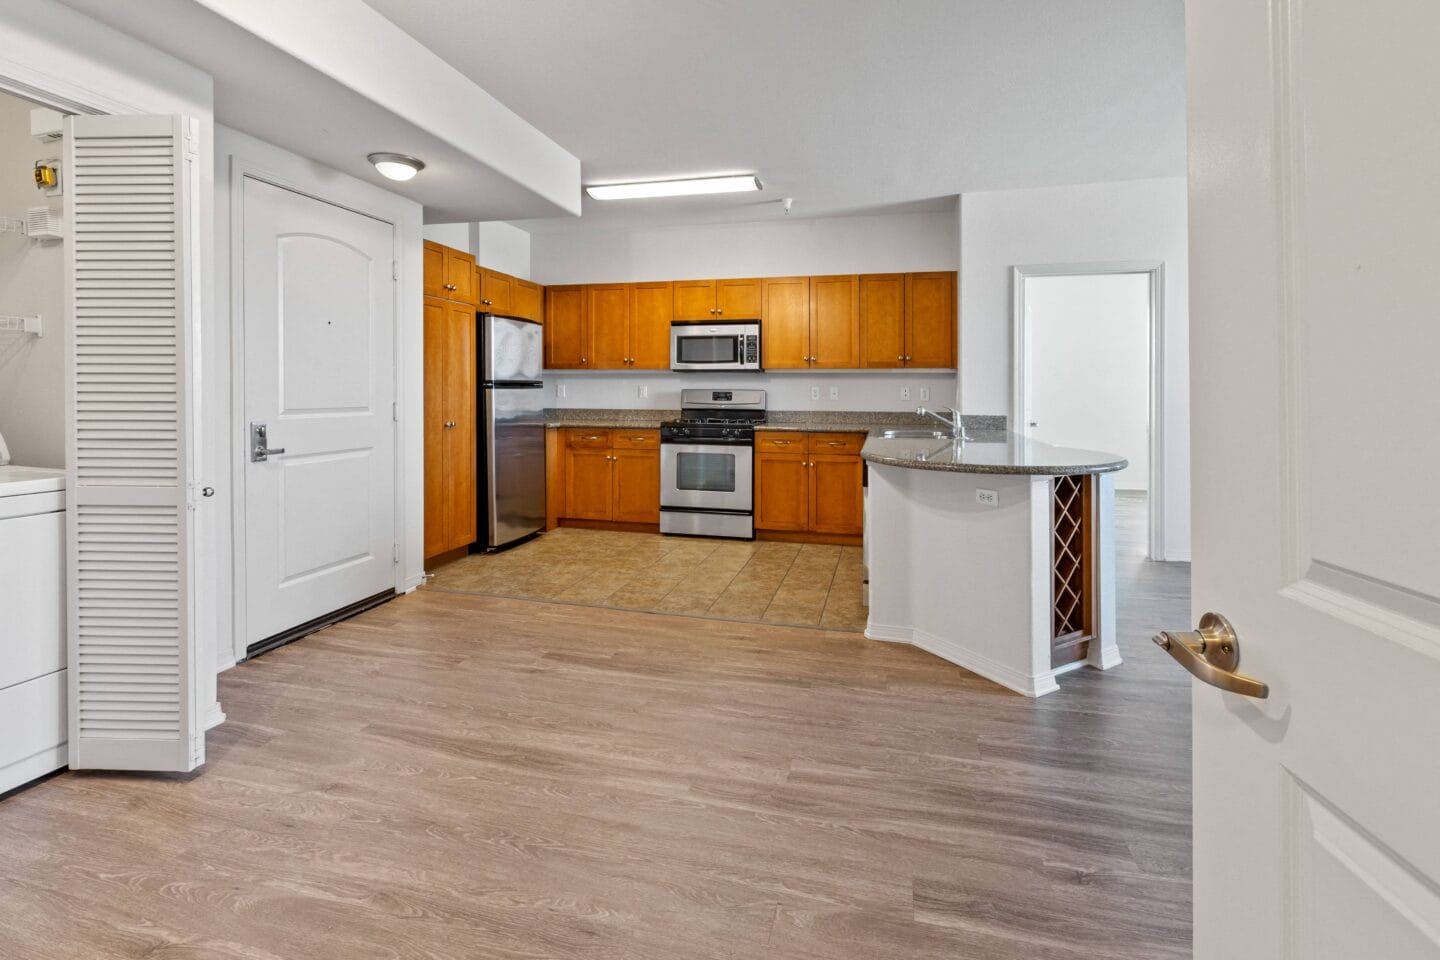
[444,421,457,429]
[249,422,285,462]
[201,486,215,498]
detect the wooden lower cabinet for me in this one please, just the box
[423,296,477,557]
[558,428,660,525]
[754,431,865,539]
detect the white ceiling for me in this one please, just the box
[363,0,1187,232]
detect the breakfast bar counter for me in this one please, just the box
[862,433,1127,697]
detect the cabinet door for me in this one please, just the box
[423,298,448,557]
[612,448,660,523]
[565,447,614,520]
[904,271,957,368]
[859,273,907,368]
[544,285,588,368]
[513,279,543,322]
[809,275,860,368]
[629,281,673,369]
[442,301,477,550]
[809,454,863,535]
[716,278,762,319]
[479,267,515,314]
[760,276,810,369]
[673,279,717,320]
[442,246,477,304]
[587,283,631,369]
[423,241,445,300]
[755,452,809,531]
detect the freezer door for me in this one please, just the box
[483,314,543,383]
[483,385,546,548]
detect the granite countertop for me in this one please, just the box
[861,433,1127,476]
[545,409,1007,434]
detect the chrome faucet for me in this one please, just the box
[916,406,972,442]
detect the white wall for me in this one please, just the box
[1026,273,1151,491]
[422,220,532,279]
[959,177,1189,559]
[422,221,470,251]
[0,90,63,468]
[530,209,959,411]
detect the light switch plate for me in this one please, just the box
[557,383,567,399]
[637,384,648,399]
[919,387,930,402]
[976,488,998,507]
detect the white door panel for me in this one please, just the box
[1187,1,1440,956]
[242,177,396,649]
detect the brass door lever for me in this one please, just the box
[1153,612,1269,699]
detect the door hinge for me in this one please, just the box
[392,401,398,422]
[393,259,399,281]
[392,542,400,564]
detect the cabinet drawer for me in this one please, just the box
[611,429,659,449]
[0,668,66,794]
[755,431,805,453]
[0,508,65,690]
[806,433,865,455]
[565,429,612,449]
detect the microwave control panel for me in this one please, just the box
[744,334,760,364]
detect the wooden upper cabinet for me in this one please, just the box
[673,280,717,321]
[587,283,631,369]
[809,275,860,368]
[443,246,476,304]
[905,271,957,368]
[479,267,515,314]
[423,242,446,299]
[629,281,673,369]
[545,285,588,368]
[761,276,810,369]
[513,279,543,323]
[716,278,762,318]
[858,274,907,368]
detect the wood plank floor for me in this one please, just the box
[0,494,1192,959]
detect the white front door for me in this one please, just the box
[1187,2,1440,957]
[241,177,397,652]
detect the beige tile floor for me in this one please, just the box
[426,528,868,630]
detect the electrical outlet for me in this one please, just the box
[976,488,999,507]
[637,384,648,399]
[900,386,911,402]
[557,383,567,399]
[810,386,820,400]
[828,386,838,401]
[919,387,930,402]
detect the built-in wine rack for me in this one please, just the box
[1051,474,1093,667]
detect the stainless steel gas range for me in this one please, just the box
[659,388,766,539]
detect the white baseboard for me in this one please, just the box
[1087,644,1124,671]
[865,619,1058,698]
[205,702,227,731]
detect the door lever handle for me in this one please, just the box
[249,422,286,463]
[1153,612,1269,698]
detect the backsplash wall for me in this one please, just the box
[544,370,959,412]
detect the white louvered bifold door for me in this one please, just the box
[64,114,204,772]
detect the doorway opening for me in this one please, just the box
[1012,262,1166,559]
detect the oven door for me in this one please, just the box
[671,328,745,370]
[660,442,753,511]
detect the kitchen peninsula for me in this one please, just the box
[862,430,1127,697]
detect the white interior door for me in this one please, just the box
[241,176,396,652]
[1186,2,1440,957]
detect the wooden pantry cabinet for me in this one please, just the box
[423,297,477,557]
[754,431,865,540]
[553,428,661,525]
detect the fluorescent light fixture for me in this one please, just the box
[586,174,762,200]
[368,152,425,181]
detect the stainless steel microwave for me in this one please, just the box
[670,321,761,371]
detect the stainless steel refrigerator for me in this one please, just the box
[477,314,545,550]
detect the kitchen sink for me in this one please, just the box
[879,428,955,439]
